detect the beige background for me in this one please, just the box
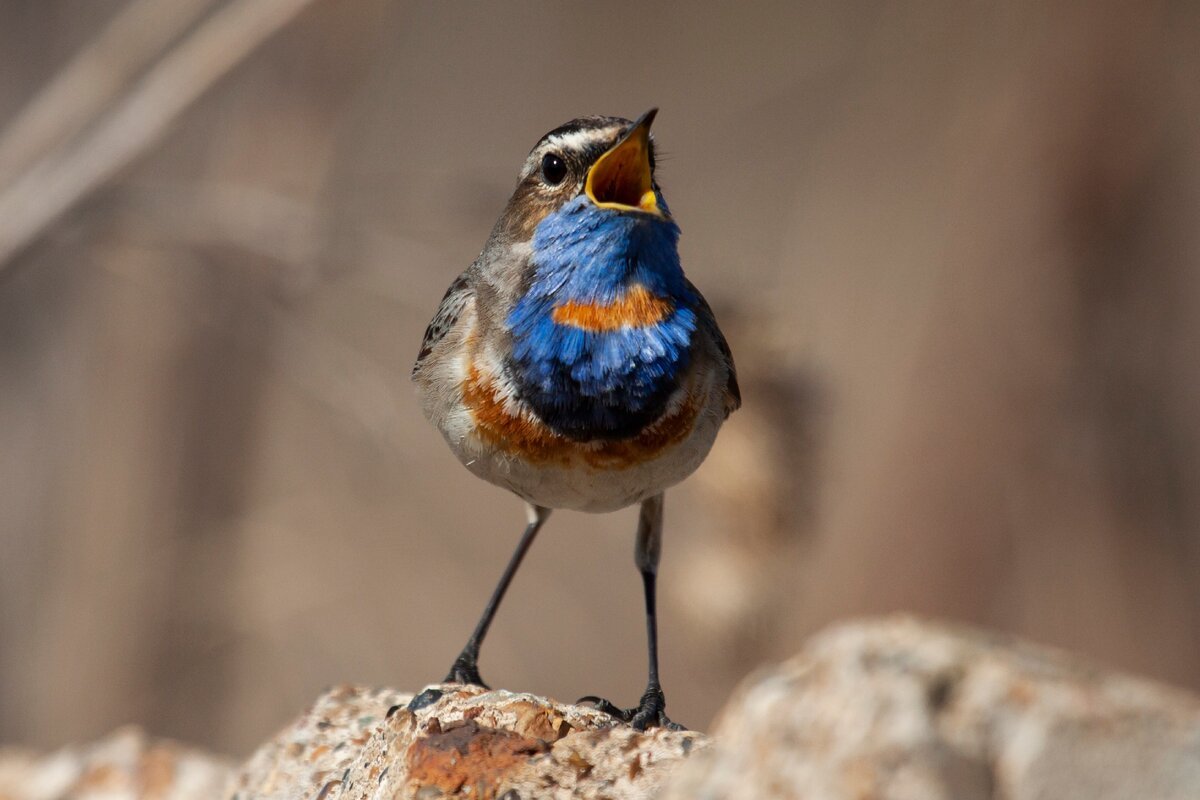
[2,0,1200,756]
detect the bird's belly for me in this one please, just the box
[437,364,725,512]
[456,407,721,513]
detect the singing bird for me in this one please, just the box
[411,109,739,729]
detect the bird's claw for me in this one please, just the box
[443,653,489,688]
[405,654,490,713]
[576,695,627,718]
[578,686,685,731]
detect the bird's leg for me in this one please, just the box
[443,504,551,687]
[579,494,684,731]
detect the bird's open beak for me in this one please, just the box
[585,109,664,218]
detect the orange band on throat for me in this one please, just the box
[550,284,672,332]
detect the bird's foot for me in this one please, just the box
[443,652,490,688]
[402,654,489,714]
[578,685,685,731]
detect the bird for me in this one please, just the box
[410,109,739,730]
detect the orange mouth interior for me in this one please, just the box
[585,120,662,216]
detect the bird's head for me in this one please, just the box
[489,109,668,246]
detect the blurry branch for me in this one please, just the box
[0,0,321,272]
[115,181,453,307]
[0,0,217,189]
[122,182,326,288]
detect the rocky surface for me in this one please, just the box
[6,617,1200,799]
[0,726,232,800]
[664,616,1200,800]
[229,684,705,800]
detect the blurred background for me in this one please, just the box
[2,0,1200,756]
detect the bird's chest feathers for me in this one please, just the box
[506,198,697,440]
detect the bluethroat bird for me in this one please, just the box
[411,109,740,730]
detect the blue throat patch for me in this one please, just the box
[507,195,697,441]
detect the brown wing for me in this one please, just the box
[412,272,472,376]
[688,280,741,417]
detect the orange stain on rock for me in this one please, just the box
[550,284,673,332]
[405,718,549,798]
[462,364,698,469]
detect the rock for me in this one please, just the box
[0,726,233,800]
[8,617,1200,800]
[229,684,706,800]
[662,616,1200,800]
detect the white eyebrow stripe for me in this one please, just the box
[520,128,617,179]
[544,128,618,154]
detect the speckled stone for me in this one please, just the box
[229,683,707,800]
[662,616,1200,800]
[11,617,1199,800]
[0,726,232,800]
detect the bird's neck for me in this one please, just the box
[505,198,697,440]
[523,196,685,301]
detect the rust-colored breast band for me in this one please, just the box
[550,284,673,332]
[462,363,699,469]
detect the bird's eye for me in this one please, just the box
[540,153,567,185]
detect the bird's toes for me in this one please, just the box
[404,657,489,714]
[628,688,685,731]
[578,688,687,731]
[443,656,489,688]
[630,706,684,731]
[576,695,633,721]
[406,687,445,712]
